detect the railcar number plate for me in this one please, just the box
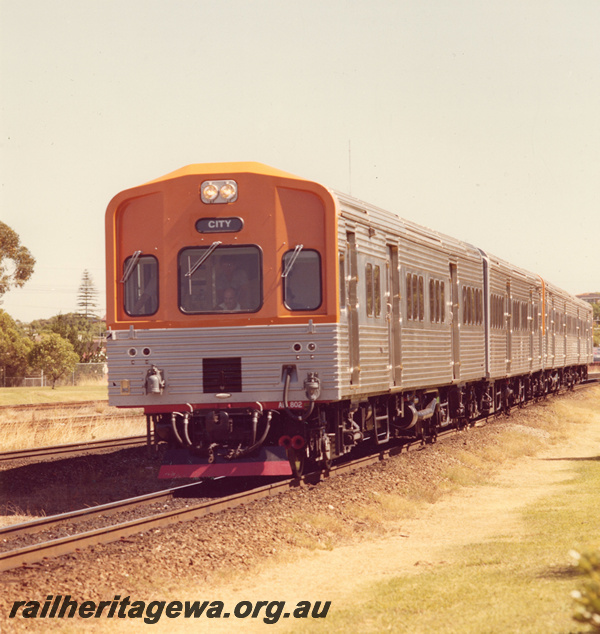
[278,401,304,409]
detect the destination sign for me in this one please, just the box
[196,217,244,233]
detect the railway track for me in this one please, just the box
[0,400,109,412]
[1,401,142,428]
[0,480,208,543]
[1,380,596,573]
[0,435,148,462]
[0,425,466,573]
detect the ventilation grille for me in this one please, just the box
[203,357,242,393]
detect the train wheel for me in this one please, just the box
[318,432,333,471]
[287,448,305,477]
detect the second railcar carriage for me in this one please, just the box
[105,163,592,477]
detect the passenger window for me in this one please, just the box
[366,263,373,316]
[179,245,261,313]
[429,280,435,322]
[407,273,424,321]
[123,255,159,316]
[283,249,322,311]
[364,264,382,318]
[412,275,419,320]
[374,266,381,317]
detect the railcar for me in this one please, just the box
[105,163,593,477]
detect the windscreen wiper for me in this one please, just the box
[186,241,222,277]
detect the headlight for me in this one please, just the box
[202,183,219,202]
[220,182,237,201]
[200,180,238,204]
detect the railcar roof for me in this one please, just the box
[142,162,306,185]
[334,190,481,257]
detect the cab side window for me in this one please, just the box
[123,255,159,316]
[339,252,346,309]
[283,249,322,311]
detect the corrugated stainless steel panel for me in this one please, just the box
[107,324,343,408]
[402,235,484,384]
[459,329,486,379]
[489,330,508,378]
[510,333,530,376]
[354,323,391,393]
[401,325,453,389]
[336,190,489,389]
[354,228,389,260]
[335,192,485,263]
[486,254,541,379]
[532,328,543,371]
[336,321,351,390]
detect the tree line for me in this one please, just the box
[0,222,105,388]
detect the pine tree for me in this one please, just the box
[77,270,99,318]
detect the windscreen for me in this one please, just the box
[179,245,262,313]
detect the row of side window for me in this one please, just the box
[407,274,447,323]
[406,273,424,321]
[342,264,447,323]
[492,294,539,332]
[462,286,483,326]
[365,263,382,318]
[343,251,591,339]
[512,299,531,331]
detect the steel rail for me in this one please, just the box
[0,400,109,412]
[0,478,291,572]
[0,481,207,541]
[0,435,148,462]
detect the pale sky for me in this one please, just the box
[1,0,599,323]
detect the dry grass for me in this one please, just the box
[0,404,145,452]
[0,502,38,525]
[0,383,145,452]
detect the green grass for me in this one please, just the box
[0,384,108,406]
[292,461,600,633]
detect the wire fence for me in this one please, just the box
[2,363,107,388]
